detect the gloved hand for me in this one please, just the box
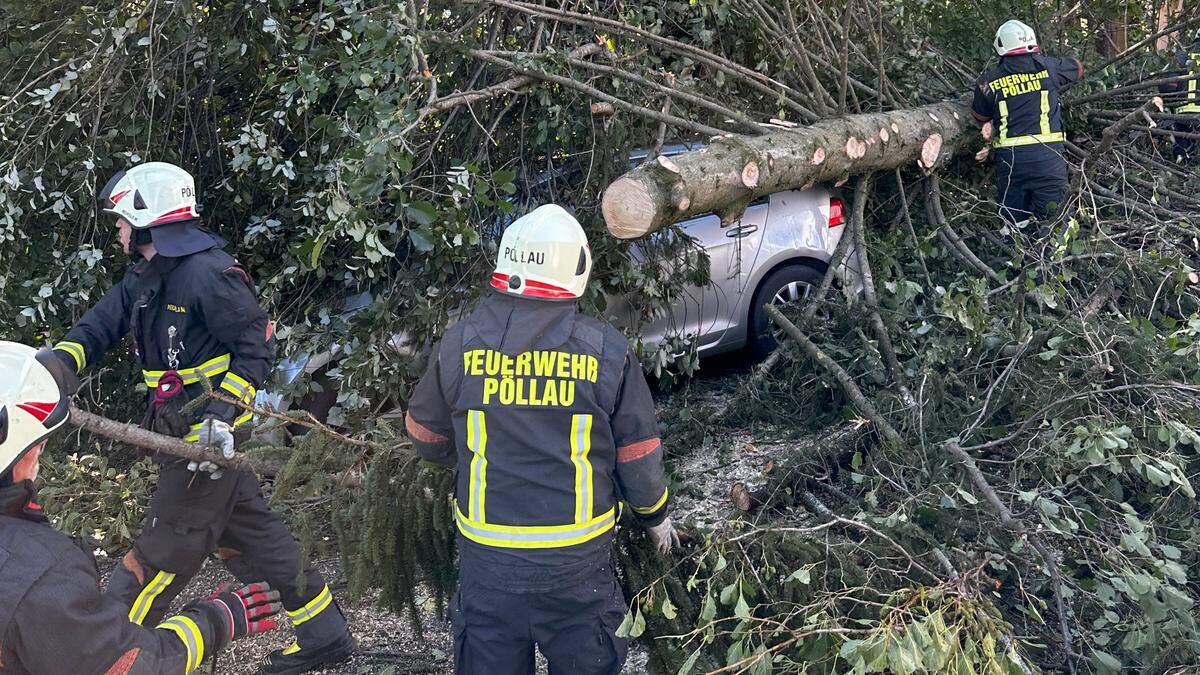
[190,417,234,480]
[36,348,80,397]
[646,517,681,556]
[190,581,282,652]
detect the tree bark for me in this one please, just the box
[601,100,976,239]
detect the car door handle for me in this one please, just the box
[726,224,759,238]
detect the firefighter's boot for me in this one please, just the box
[260,588,355,674]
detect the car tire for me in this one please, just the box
[747,262,826,360]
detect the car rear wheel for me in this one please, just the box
[747,263,825,359]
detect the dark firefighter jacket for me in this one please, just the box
[406,291,668,589]
[53,233,272,440]
[0,481,224,674]
[971,53,1082,170]
[1161,40,1200,113]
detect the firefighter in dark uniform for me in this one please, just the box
[406,204,680,675]
[1160,31,1200,162]
[47,162,355,674]
[0,341,283,674]
[971,20,1082,227]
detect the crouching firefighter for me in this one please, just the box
[47,162,355,674]
[0,341,283,673]
[406,204,681,675]
[971,19,1082,228]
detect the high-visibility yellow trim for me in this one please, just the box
[288,585,334,625]
[1039,90,1051,135]
[158,615,205,671]
[143,353,231,388]
[993,132,1066,148]
[631,487,670,515]
[219,372,256,403]
[54,341,86,372]
[454,504,616,549]
[282,642,302,656]
[467,410,488,524]
[233,410,254,429]
[1178,104,1200,113]
[130,570,176,625]
[997,99,1009,143]
[570,414,594,524]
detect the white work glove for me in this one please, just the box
[646,517,681,556]
[190,418,235,480]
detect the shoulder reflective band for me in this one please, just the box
[54,341,86,372]
[455,504,616,549]
[570,414,594,524]
[158,615,204,672]
[130,570,176,625]
[288,585,333,625]
[143,353,232,388]
[993,132,1066,148]
[467,410,488,524]
[631,487,670,515]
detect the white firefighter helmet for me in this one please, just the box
[491,204,592,300]
[994,20,1039,56]
[100,161,199,230]
[0,342,69,479]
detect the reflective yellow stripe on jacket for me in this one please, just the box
[993,90,1065,148]
[157,615,204,672]
[1180,77,1200,112]
[218,371,257,427]
[454,505,616,549]
[54,341,87,371]
[143,354,232,387]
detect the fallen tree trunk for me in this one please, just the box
[601,100,976,239]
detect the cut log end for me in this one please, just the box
[657,155,682,174]
[590,102,615,116]
[918,133,944,169]
[602,176,659,239]
[1151,96,1164,112]
[811,147,826,165]
[845,137,867,159]
[880,128,890,143]
[741,161,760,188]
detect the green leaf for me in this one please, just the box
[406,200,438,226]
[676,649,701,675]
[1092,650,1122,673]
[734,594,751,619]
[661,597,677,620]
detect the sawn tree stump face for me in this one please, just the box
[601,101,975,239]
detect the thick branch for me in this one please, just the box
[69,405,269,474]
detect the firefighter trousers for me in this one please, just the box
[106,458,343,644]
[450,560,629,675]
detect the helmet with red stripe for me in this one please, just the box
[0,342,70,480]
[994,19,1039,56]
[491,204,592,301]
[100,162,199,230]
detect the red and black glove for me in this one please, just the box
[188,581,282,652]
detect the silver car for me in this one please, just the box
[607,144,849,360]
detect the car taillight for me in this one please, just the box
[828,198,845,228]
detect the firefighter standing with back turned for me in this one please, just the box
[0,341,283,673]
[971,20,1082,228]
[47,162,355,674]
[1160,29,1200,162]
[406,204,680,674]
